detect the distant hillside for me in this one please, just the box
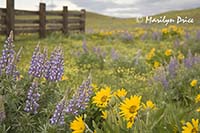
[155,7,200,20]
[86,11,135,31]
[85,7,200,30]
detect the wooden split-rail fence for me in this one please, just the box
[0,0,86,38]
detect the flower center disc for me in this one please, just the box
[129,105,137,113]
[101,96,107,102]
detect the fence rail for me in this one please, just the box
[0,0,86,38]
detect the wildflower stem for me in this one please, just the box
[85,123,93,133]
[146,111,149,126]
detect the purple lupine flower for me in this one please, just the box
[65,76,92,115]
[183,50,200,68]
[93,47,100,56]
[120,32,133,42]
[183,50,194,68]
[44,48,64,82]
[111,48,119,61]
[0,31,21,79]
[168,57,179,78]
[0,32,15,71]
[185,31,190,40]
[5,58,18,79]
[24,81,40,114]
[140,32,148,41]
[196,30,200,41]
[154,67,169,89]
[29,45,47,78]
[0,49,15,70]
[5,47,22,80]
[5,55,15,75]
[152,31,161,41]
[93,47,97,53]
[100,51,106,59]
[93,46,106,58]
[173,38,180,48]
[50,99,66,125]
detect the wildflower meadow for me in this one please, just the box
[0,8,200,133]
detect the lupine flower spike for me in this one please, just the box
[50,99,66,125]
[29,44,47,78]
[44,47,64,81]
[50,88,72,125]
[65,75,93,115]
[0,31,22,79]
[24,81,40,114]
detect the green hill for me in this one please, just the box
[153,7,200,27]
[86,11,135,31]
[155,7,200,20]
[86,7,200,30]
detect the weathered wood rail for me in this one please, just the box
[0,0,86,38]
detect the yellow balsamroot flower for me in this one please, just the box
[92,87,112,108]
[150,48,156,54]
[20,75,24,79]
[146,53,153,60]
[119,95,141,121]
[61,75,68,81]
[165,49,173,56]
[162,28,168,34]
[177,27,185,35]
[114,88,127,97]
[182,119,199,133]
[146,48,156,60]
[127,116,135,128]
[91,84,98,92]
[142,100,156,110]
[190,79,198,87]
[70,116,85,133]
[178,51,185,60]
[101,111,107,119]
[195,94,200,103]
[154,61,160,68]
[137,29,145,37]
[196,107,200,112]
[169,25,178,31]
[41,77,46,84]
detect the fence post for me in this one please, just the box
[6,0,15,37]
[80,9,86,33]
[39,3,46,38]
[63,6,68,35]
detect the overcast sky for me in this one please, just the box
[0,0,200,18]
